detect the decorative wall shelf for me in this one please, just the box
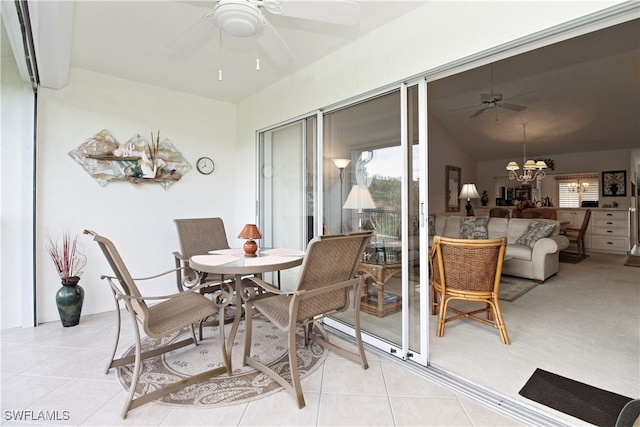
[69,129,192,190]
[86,155,141,161]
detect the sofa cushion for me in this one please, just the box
[515,220,556,247]
[487,217,509,238]
[442,216,461,238]
[460,216,489,239]
[428,214,436,236]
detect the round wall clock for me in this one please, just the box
[196,157,214,175]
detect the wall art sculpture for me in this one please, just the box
[69,129,192,190]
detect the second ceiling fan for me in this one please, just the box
[451,65,531,121]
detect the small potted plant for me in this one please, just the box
[47,232,87,326]
[481,190,489,206]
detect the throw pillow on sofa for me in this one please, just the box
[515,220,556,247]
[460,216,489,239]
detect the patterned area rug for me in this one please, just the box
[117,318,327,407]
[499,277,537,302]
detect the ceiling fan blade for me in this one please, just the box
[258,19,294,67]
[276,0,361,26]
[499,102,527,112]
[447,103,482,111]
[469,107,488,118]
[166,11,216,51]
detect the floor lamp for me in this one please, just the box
[332,158,351,232]
[343,185,376,230]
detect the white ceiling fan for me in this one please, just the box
[168,0,361,68]
[450,65,530,121]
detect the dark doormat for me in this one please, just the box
[519,368,632,426]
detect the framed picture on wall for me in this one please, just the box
[602,170,626,197]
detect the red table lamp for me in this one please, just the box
[238,224,263,257]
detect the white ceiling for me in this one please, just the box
[5,2,639,163]
[68,0,424,103]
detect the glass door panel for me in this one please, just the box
[322,90,407,349]
[258,116,316,288]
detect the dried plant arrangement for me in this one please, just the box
[47,232,87,281]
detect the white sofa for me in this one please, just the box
[430,215,570,283]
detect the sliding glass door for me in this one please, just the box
[257,84,428,364]
[321,84,428,363]
[257,116,317,287]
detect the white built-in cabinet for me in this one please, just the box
[590,210,631,254]
[556,208,631,255]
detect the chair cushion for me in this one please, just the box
[515,220,556,248]
[460,216,489,239]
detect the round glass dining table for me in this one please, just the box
[189,248,304,370]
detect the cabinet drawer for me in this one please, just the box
[591,235,629,252]
[592,227,629,237]
[593,218,627,228]
[593,211,628,221]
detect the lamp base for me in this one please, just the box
[465,200,474,216]
[243,239,258,257]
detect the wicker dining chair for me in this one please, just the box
[173,217,235,338]
[84,230,231,419]
[241,231,373,409]
[430,235,510,344]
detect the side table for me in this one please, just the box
[358,261,406,317]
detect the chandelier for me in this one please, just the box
[505,123,547,184]
[568,182,589,193]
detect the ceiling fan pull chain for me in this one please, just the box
[256,37,260,71]
[218,29,223,81]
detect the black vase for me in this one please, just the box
[56,276,84,327]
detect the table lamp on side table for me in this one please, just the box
[238,224,263,257]
[343,185,376,230]
[459,183,480,217]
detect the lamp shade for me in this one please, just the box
[332,158,351,169]
[238,224,262,239]
[343,185,376,210]
[458,183,480,200]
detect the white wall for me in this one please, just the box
[427,115,477,215]
[234,1,626,221]
[35,68,236,323]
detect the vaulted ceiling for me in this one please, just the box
[4,2,639,164]
[427,18,640,162]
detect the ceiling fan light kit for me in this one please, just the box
[209,1,266,38]
[173,0,361,76]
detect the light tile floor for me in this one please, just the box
[1,311,522,426]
